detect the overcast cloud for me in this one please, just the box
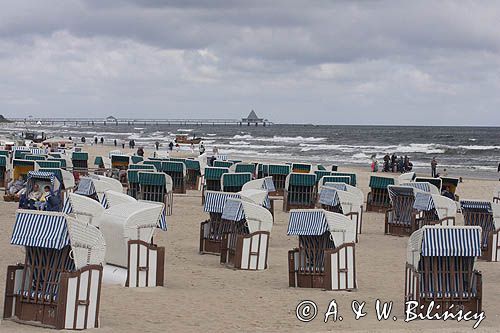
[1,0,499,125]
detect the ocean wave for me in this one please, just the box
[456,145,500,150]
[229,141,250,145]
[177,128,194,132]
[232,134,253,139]
[254,136,327,143]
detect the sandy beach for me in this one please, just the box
[0,144,499,333]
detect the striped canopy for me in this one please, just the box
[24,155,46,161]
[30,148,46,155]
[288,173,316,187]
[94,156,104,166]
[11,210,70,249]
[203,191,240,213]
[204,167,229,181]
[318,186,340,207]
[331,172,357,186]
[400,182,434,193]
[287,210,328,236]
[129,164,155,170]
[74,177,97,196]
[215,154,228,161]
[268,164,291,175]
[213,160,233,168]
[222,172,252,187]
[26,171,57,193]
[221,198,245,221]
[460,200,492,212]
[234,163,256,174]
[131,155,144,164]
[184,159,200,171]
[314,170,332,182]
[143,160,162,170]
[36,160,61,169]
[262,177,276,193]
[138,172,167,186]
[162,161,185,173]
[421,227,481,257]
[369,176,395,189]
[415,177,442,191]
[320,175,351,186]
[71,152,88,161]
[388,185,415,198]
[413,192,434,211]
[292,163,312,172]
[0,150,9,157]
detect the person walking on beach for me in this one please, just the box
[169,141,174,151]
[94,137,98,145]
[391,154,397,172]
[155,141,160,150]
[81,137,86,144]
[431,157,438,177]
[100,137,104,145]
[199,144,205,155]
[114,139,117,147]
[383,153,390,172]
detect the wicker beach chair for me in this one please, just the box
[214,160,233,168]
[460,200,500,262]
[241,176,277,215]
[331,172,357,186]
[0,155,7,188]
[220,199,273,270]
[185,159,201,190]
[413,192,457,228]
[318,175,352,193]
[405,226,482,315]
[287,209,357,290]
[440,177,460,200]
[384,185,422,236]
[318,185,363,239]
[12,159,35,180]
[4,210,105,329]
[283,173,317,211]
[71,152,88,176]
[162,161,187,194]
[267,164,291,196]
[97,201,165,287]
[201,166,229,204]
[111,154,130,170]
[221,172,252,192]
[366,175,395,212]
[200,191,241,254]
[397,172,416,184]
[138,171,174,216]
[19,171,64,211]
[234,162,256,176]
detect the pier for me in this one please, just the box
[8,117,273,127]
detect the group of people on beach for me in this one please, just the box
[371,153,413,173]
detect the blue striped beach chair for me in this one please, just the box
[283,173,317,211]
[220,199,273,270]
[287,209,357,290]
[405,226,483,314]
[201,166,229,204]
[385,185,421,236]
[460,200,500,262]
[366,175,395,212]
[19,171,64,211]
[415,176,442,192]
[413,192,457,228]
[4,210,105,329]
[200,190,241,254]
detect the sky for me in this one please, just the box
[1,0,500,126]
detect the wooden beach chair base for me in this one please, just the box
[220,231,270,270]
[126,240,165,287]
[3,264,103,330]
[199,220,225,255]
[405,263,482,315]
[366,190,391,212]
[288,243,356,291]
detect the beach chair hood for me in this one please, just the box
[67,192,106,227]
[238,189,269,207]
[11,210,106,270]
[407,226,482,269]
[98,202,162,267]
[414,192,457,219]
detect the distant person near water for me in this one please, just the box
[155,141,160,150]
[199,144,205,155]
[169,142,174,151]
[114,139,117,147]
[100,137,104,145]
[431,157,438,177]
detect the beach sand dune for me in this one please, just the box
[0,145,498,332]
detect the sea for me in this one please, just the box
[1,123,499,180]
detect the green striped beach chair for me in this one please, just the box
[283,173,317,211]
[234,162,256,175]
[143,159,162,171]
[221,172,252,192]
[162,161,187,194]
[184,159,201,190]
[36,160,61,169]
[214,160,233,168]
[130,155,144,164]
[314,170,332,184]
[24,155,46,161]
[71,152,88,175]
[268,164,291,196]
[367,175,395,212]
[48,158,67,169]
[331,172,357,186]
[126,165,155,198]
[292,163,312,174]
[138,171,174,215]
[0,155,7,188]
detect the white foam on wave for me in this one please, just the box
[232,134,253,139]
[206,133,217,136]
[456,145,499,150]
[177,128,194,132]
[229,141,250,145]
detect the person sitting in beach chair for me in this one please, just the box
[7,176,25,197]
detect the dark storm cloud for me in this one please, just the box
[0,0,499,125]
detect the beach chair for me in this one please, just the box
[283,173,317,211]
[4,210,105,329]
[257,163,269,179]
[200,191,241,254]
[221,172,252,192]
[0,155,7,188]
[441,177,460,200]
[143,159,162,171]
[413,192,457,228]
[220,199,273,270]
[24,154,47,161]
[204,167,229,192]
[162,161,187,194]
[71,152,88,175]
[138,171,174,215]
[366,175,395,212]
[415,177,442,192]
[65,192,105,227]
[19,171,63,211]
[267,164,291,196]
[38,167,75,202]
[318,175,351,192]
[185,159,201,190]
[318,185,363,239]
[127,165,155,198]
[385,185,421,236]
[36,160,61,169]
[131,155,143,164]
[460,200,500,262]
[92,175,124,202]
[214,160,233,168]
[234,162,256,176]
[399,181,440,195]
[331,172,357,186]
[405,226,482,315]
[48,157,67,169]
[287,209,357,290]
[292,163,312,173]
[97,201,165,287]
[314,170,332,184]
[12,159,35,180]
[111,154,130,170]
